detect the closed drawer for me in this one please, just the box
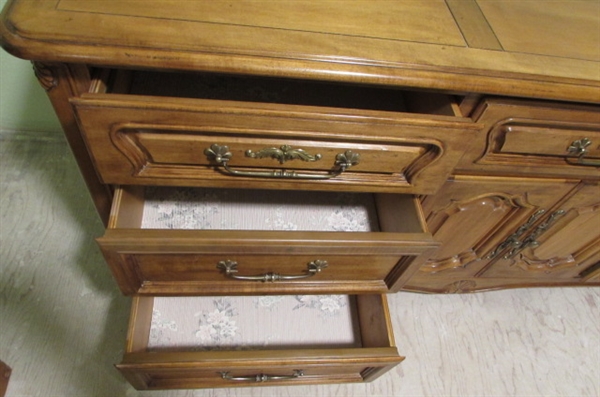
[118,294,402,390]
[99,186,438,295]
[457,98,600,178]
[72,69,478,195]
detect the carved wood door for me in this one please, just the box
[405,176,577,292]
[481,183,600,281]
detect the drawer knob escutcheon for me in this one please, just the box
[220,370,304,382]
[204,143,360,179]
[217,259,328,282]
[566,138,600,167]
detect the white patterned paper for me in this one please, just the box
[141,187,379,232]
[147,295,361,351]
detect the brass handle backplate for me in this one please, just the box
[221,370,304,382]
[566,138,600,167]
[217,259,328,282]
[204,143,360,179]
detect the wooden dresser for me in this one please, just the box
[1,0,598,390]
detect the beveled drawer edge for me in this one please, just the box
[72,93,477,129]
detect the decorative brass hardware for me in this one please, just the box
[566,138,600,167]
[485,209,546,259]
[217,259,328,282]
[246,145,322,164]
[204,144,360,179]
[221,370,304,382]
[504,210,566,259]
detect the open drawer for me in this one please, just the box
[98,186,438,295]
[118,294,402,390]
[72,69,479,195]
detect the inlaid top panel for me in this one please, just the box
[57,0,466,47]
[2,0,599,102]
[477,0,600,62]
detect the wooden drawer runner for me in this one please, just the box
[118,294,402,390]
[98,186,437,295]
[72,69,478,195]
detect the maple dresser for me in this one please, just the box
[1,0,598,390]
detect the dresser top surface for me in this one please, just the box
[1,0,599,102]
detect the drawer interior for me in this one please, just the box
[110,185,426,234]
[93,68,462,117]
[129,294,396,352]
[119,294,402,389]
[138,295,365,352]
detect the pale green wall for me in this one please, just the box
[0,0,62,132]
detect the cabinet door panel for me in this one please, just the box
[483,184,600,280]
[405,177,576,292]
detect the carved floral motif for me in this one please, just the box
[444,280,477,293]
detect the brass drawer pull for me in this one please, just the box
[566,138,600,167]
[246,144,322,163]
[503,210,566,259]
[205,143,360,179]
[485,209,546,260]
[217,259,328,282]
[221,370,304,382]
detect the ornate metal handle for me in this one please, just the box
[485,209,546,259]
[566,138,600,167]
[204,144,360,179]
[217,259,328,282]
[246,144,322,163]
[221,370,304,382]
[503,209,566,259]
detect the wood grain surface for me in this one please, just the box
[1,129,598,396]
[3,0,599,103]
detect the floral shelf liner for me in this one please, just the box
[148,295,362,351]
[141,187,380,232]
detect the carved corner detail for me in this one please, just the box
[420,251,479,274]
[512,254,577,274]
[32,62,58,91]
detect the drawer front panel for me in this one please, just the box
[99,247,420,295]
[457,98,600,178]
[118,362,397,390]
[500,127,600,159]
[131,131,425,174]
[72,94,477,194]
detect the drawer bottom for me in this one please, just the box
[118,294,403,389]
